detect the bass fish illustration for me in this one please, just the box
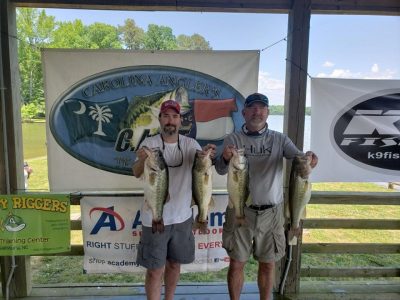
[121,87,191,150]
[1,212,26,232]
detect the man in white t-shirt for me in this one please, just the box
[132,99,216,300]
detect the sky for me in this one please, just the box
[43,8,400,105]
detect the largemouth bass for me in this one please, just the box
[143,147,169,233]
[227,148,249,225]
[192,149,213,233]
[121,87,189,150]
[288,155,312,245]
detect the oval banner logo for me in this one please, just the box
[332,91,400,172]
[50,66,245,175]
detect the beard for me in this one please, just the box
[247,117,265,128]
[162,124,177,136]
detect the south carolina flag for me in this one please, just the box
[192,98,238,140]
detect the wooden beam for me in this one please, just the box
[301,267,400,277]
[10,0,400,15]
[302,243,400,254]
[310,191,400,205]
[10,0,292,13]
[303,218,400,229]
[311,0,400,15]
[280,0,311,294]
[0,1,31,298]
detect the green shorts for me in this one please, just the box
[136,217,195,269]
[222,203,286,263]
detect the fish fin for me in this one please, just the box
[233,171,239,183]
[209,197,215,208]
[149,173,156,185]
[149,106,159,117]
[301,206,307,219]
[143,199,151,211]
[245,194,252,206]
[228,197,234,208]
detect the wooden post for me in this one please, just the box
[278,0,311,294]
[0,1,32,297]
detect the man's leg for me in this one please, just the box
[227,258,246,300]
[258,261,275,300]
[164,260,181,300]
[145,267,164,300]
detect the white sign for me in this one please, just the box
[311,78,400,182]
[81,195,229,273]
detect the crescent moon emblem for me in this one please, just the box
[73,101,86,115]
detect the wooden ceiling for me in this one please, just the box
[10,0,400,15]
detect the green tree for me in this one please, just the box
[51,20,91,48]
[118,18,145,49]
[177,34,212,50]
[16,10,213,118]
[144,24,177,50]
[17,8,55,105]
[86,22,122,49]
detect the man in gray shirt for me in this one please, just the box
[215,92,318,300]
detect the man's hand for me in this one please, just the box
[305,151,318,168]
[222,145,236,163]
[132,147,149,178]
[135,147,149,162]
[202,143,217,159]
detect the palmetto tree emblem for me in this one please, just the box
[89,104,113,136]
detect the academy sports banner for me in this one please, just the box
[81,195,229,273]
[42,50,259,192]
[311,78,400,182]
[0,194,70,255]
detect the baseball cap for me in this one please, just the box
[244,93,269,107]
[160,100,181,114]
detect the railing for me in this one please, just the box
[60,191,400,281]
[300,191,400,279]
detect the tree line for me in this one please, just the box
[17,8,212,119]
[17,8,310,119]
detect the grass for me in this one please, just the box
[21,122,400,284]
[22,121,47,159]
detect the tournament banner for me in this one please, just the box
[81,195,229,273]
[311,78,400,182]
[42,50,259,192]
[0,194,70,255]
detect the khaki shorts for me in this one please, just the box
[136,217,195,269]
[222,203,286,263]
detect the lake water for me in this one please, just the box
[267,115,311,150]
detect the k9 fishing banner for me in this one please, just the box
[81,195,229,273]
[0,194,70,255]
[42,49,259,191]
[311,78,400,182]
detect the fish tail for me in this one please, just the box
[288,226,301,245]
[235,216,246,226]
[152,219,165,233]
[288,230,298,245]
[193,216,208,233]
